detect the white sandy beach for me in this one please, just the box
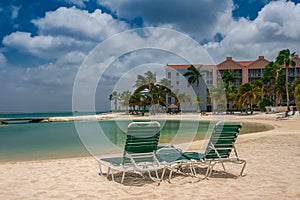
[0,113,300,200]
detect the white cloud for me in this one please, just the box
[11,5,21,19]
[1,62,76,94]
[32,7,128,41]
[98,0,300,63]
[1,6,130,112]
[0,53,7,67]
[3,31,93,60]
[57,51,87,65]
[256,1,300,39]
[2,7,130,61]
[204,0,300,62]
[0,62,77,112]
[98,0,233,40]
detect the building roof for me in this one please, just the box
[166,64,214,69]
[237,61,253,66]
[166,56,269,69]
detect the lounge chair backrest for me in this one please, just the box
[123,121,161,164]
[204,122,242,159]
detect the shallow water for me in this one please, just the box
[0,119,273,162]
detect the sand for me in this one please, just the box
[0,113,300,200]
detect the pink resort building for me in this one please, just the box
[166,55,300,111]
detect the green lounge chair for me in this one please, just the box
[183,121,246,178]
[98,121,162,184]
[157,121,246,181]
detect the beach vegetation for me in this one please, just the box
[263,61,283,105]
[236,82,262,114]
[109,91,120,111]
[159,78,172,88]
[209,80,227,113]
[222,70,239,100]
[129,70,179,114]
[275,49,296,109]
[292,75,300,109]
[183,65,205,112]
[174,91,193,111]
[129,83,177,114]
[119,90,132,114]
[133,71,156,88]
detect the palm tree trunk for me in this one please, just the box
[285,64,290,108]
[115,99,117,110]
[275,70,279,106]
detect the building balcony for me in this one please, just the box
[288,73,297,77]
[248,73,262,78]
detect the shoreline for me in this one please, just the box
[1,113,299,199]
[0,110,286,123]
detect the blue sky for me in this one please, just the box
[0,0,300,112]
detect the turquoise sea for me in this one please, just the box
[0,112,103,119]
[0,113,273,162]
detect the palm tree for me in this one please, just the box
[295,84,300,109]
[263,61,282,105]
[183,65,204,111]
[134,71,157,107]
[183,65,202,90]
[175,91,193,111]
[221,70,238,92]
[210,80,227,112]
[237,83,262,114]
[295,88,300,109]
[292,75,300,109]
[275,49,296,109]
[221,70,239,110]
[109,91,120,111]
[275,73,286,106]
[253,79,266,101]
[159,78,172,89]
[134,71,156,88]
[119,90,132,113]
[194,96,204,112]
[129,92,142,113]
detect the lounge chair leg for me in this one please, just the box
[168,168,174,183]
[221,161,226,171]
[208,162,216,178]
[239,160,247,176]
[106,167,110,178]
[121,171,126,183]
[202,166,210,180]
[98,161,103,176]
[147,170,161,184]
[155,170,160,182]
[111,169,115,182]
[161,167,166,181]
[189,163,195,176]
[192,164,199,177]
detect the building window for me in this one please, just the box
[234,69,242,78]
[248,69,261,78]
[206,79,213,85]
[167,72,171,79]
[176,72,179,77]
[176,81,179,85]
